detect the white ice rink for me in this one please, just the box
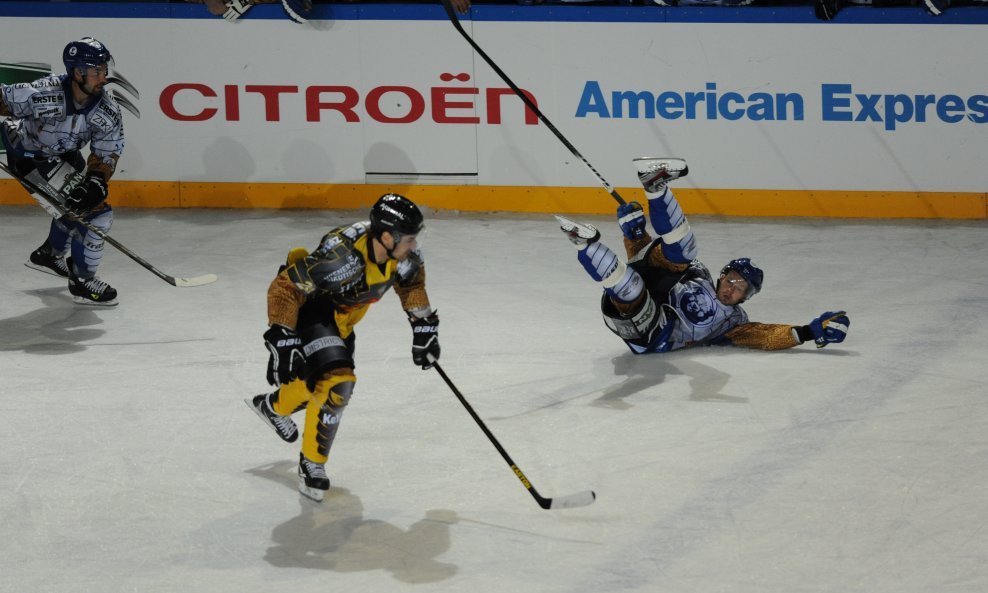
[1,204,986,593]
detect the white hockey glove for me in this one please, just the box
[808,311,850,348]
[263,324,306,386]
[224,0,255,21]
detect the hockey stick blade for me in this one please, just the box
[431,359,596,511]
[0,161,217,288]
[171,273,219,288]
[546,490,597,510]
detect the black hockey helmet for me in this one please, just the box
[63,37,113,75]
[719,257,763,302]
[369,193,424,238]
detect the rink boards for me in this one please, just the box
[0,2,985,218]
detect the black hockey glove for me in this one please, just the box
[409,312,440,370]
[65,173,108,214]
[263,324,306,386]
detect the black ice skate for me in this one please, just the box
[25,245,72,278]
[632,157,689,194]
[298,453,330,502]
[245,393,299,443]
[68,275,118,306]
[554,215,600,249]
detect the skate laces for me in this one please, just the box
[301,457,327,479]
[272,414,295,433]
[262,395,295,433]
[80,277,110,293]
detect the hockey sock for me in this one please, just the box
[578,241,619,282]
[301,370,355,463]
[578,242,644,304]
[69,205,113,277]
[271,379,310,416]
[46,218,72,257]
[645,187,697,264]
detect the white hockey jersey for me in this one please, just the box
[1,74,124,167]
[630,261,748,354]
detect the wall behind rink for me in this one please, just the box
[0,2,985,218]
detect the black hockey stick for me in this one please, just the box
[439,0,627,206]
[430,359,596,510]
[1,161,217,287]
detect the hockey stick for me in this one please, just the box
[0,161,217,288]
[430,359,596,510]
[438,0,627,206]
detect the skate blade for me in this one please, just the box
[553,214,575,229]
[298,481,327,502]
[632,157,688,178]
[71,295,118,307]
[632,157,686,169]
[553,214,595,235]
[24,262,68,278]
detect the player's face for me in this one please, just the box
[717,270,749,306]
[75,64,108,96]
[388,232,418,261]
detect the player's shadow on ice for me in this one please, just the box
[245,461,459,584]
[0,287,105,354]
[592,351,747,410]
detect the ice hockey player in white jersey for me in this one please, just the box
[1,37,125,306]
[556,157,850,354]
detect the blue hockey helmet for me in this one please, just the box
[62,37,113,75]
[719,257,763,302]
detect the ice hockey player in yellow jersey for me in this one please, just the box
[246,193,439,502]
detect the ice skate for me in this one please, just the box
[68,275,118,306]
[554,215,600,249]
[298,453,330,502]
[245,393,299,443]
[632,157,689,194]
[25,245,72,278]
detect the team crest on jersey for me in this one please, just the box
[678,284,718,326]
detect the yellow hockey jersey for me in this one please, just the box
[267,221,429,338]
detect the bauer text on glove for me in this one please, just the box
[263,324,306,385]
[409,312,440,369]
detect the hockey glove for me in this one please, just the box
[65,173,108,215]
[263,324,306,386]
[617,201,647,240]
[223,0,255,21]
[808,311,849,349]
[409,312,440,369]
